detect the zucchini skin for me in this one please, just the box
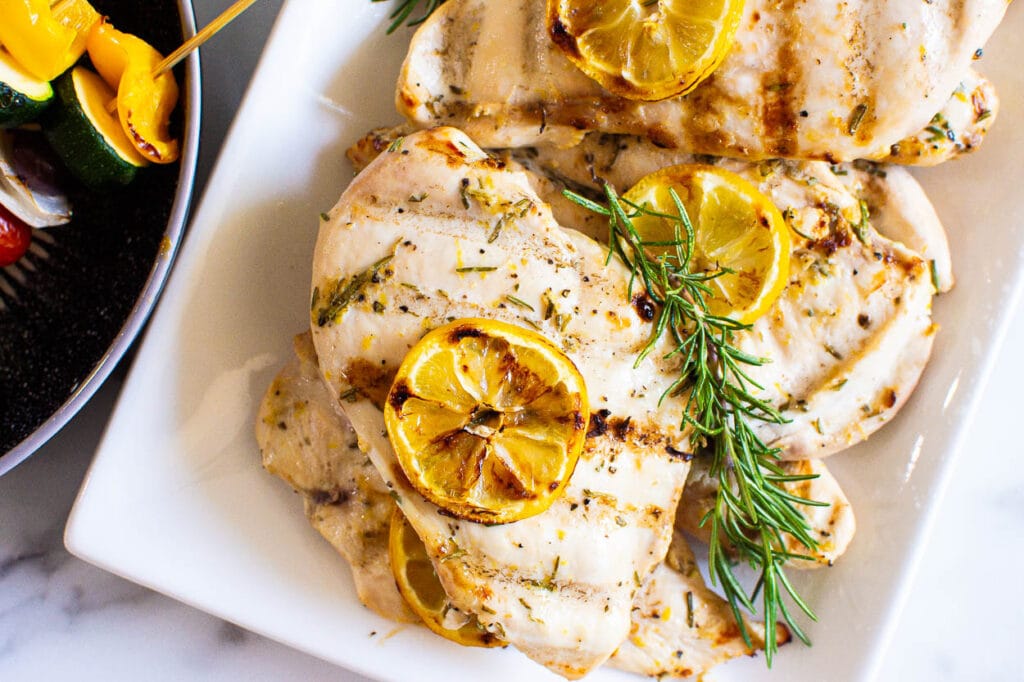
[0,81,51,129]
[43,71,136,188]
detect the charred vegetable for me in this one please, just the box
[43,66,148,188]
[0,129,71,227]
[87,20,180,164]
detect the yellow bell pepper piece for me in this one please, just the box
[53,0,102,63]
[86,21,180,164]
[0,0,98,81]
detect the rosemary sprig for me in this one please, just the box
[565,185,825,665]
[372,0,446,33]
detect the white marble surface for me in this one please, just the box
[2,1,1023,680]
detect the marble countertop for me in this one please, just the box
[2,1,1023,679]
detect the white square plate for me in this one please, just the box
[65,2,1024,680]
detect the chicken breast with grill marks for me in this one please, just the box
[349,128,940,460]
[311,127,694,678]
[258,331,792,678]
[397,0,1005,163]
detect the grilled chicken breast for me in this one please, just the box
[311,127,696,677]
[398,0,1006,163]
[610,531,790,677]
[259,331,788,678]
[883,68,999,167]
[676,457,856,570]
[256,333,415,622]
[349,128,940,460]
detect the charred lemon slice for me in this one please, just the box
[385,318,588,524]
[623,165,791,324]
[548,0,744,101]
[389,508,503,648]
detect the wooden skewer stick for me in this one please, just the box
[152,0,262,77]
[104,0,262,113]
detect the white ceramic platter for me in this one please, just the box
[65,1,1024,680]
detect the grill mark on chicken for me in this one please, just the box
[342,359,396,410]
[314,128,695,676]
[346,126,941,461]
[761,0,801,157]
[398,0,1007,163]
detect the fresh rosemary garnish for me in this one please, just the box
[564,184,825,665]
[373,0,446,34]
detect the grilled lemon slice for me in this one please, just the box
[389,508,503,647]
[548,0,744,101]
[623,164,791,324]
[385,318,588,525]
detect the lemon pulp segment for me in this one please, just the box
[388,508,503,647]
[623,164,791,323]
[548,0,744,101]
[385,318,588,525]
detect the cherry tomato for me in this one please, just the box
[0,203,33,267]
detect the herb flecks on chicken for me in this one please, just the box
[565,185,825,663]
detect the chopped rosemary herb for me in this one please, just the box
[315,255,394,327]
[440,549,467,563]
[848,103,868,135]
[929,260,940,292]
[542,292,555,320]
[488,217,505,243]
[564,184,823,665]
[456,266,498,273]
[505,294,534,311]
[853,199,871,244]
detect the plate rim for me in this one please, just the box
[62,2,1024,680]
[0,0,204,476]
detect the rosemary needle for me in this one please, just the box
[565,185,825,666]
[372,0,446,33]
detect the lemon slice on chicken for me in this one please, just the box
[389,508,503,647]
[624,164,791,324]
[547,0,744,101]
[385,318,588,525]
